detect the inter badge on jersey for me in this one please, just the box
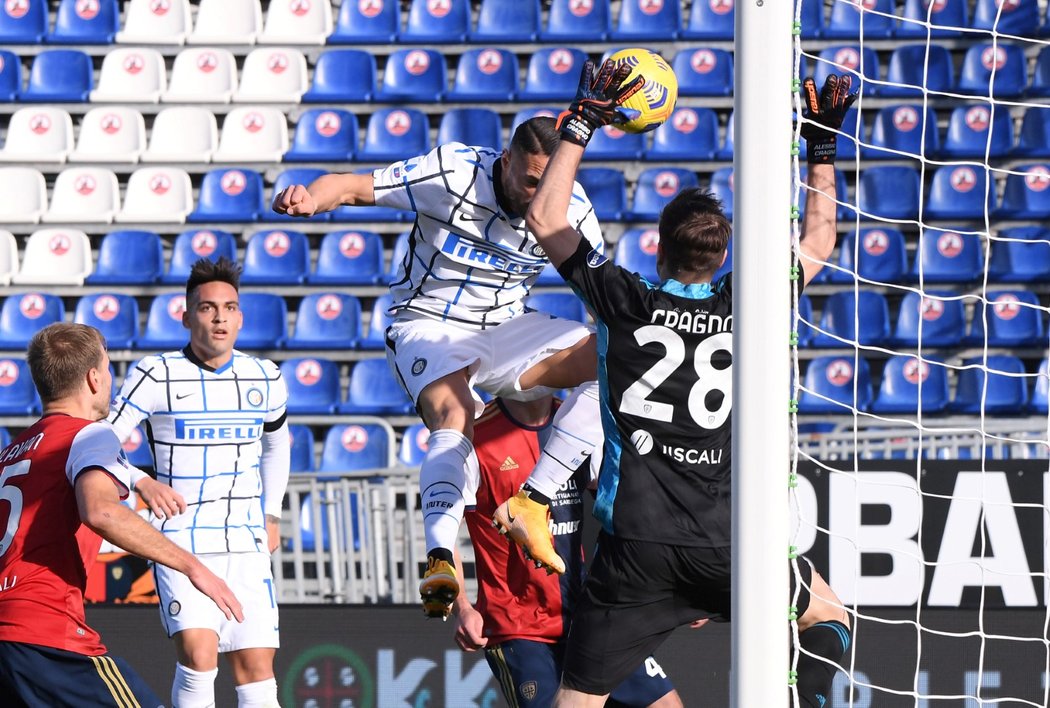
[246,387,264,407]
[411,358,427,376]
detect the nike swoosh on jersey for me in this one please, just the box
[458,213,485,222]
[175,393,194,400]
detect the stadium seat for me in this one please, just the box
[897,0,967,36]
[163,48,238,103]
[0,359,39,414]
[259,0,332,44]
[473,0,541,42]
[510,107,560,136]
[941,104,1014,159]
[117,0,191,44]
[672,48,733,97]
[0,0,47,43]
[187,0,262,44]
[49,0,119,44]
[0,168,46,223]
[234,48,308,103]
[115,167,194,223]
[910,227,984,283]
[1028,47,1050,98]
[0,50,20,101]
[286,108,357,161]
[337,359,414,415]
[877,43,954,98]
[611,0,681,40]
[87,230,164,285]
[811,290,891,347]
[534,262,563,287]
[437,108,502,150]
[309,230,384,285]
[21,50,92,102]
[401,0,469,43]
[798,355,873,414]
[163,229,238,284]
[958,44,1027,98]
[213,107,289,163]
[863,105,939,161]
[966,290,1045,347]
[398,422,430,466]
[872,355,950,414]
[682,0,734,39]
[286,293,362,350]
[188,169,265,223]
[90,48,166,103]
[950,355,1029,414]
[446,48,518,102]
[1013,107,1050,158]
[237,293,287,350]
[69,107,146,163]
[576,168,627,221]
[628,168,700,221]
[996,164,1050,219]
[74,294,139,350]
[328,0,399,43]
[526,292,587,323]
[824,0,895,38]
[796,0,824,37]
[708,167,734,221]
[924,165,996,220]
[384,232,411,285]
[41,168,120,223]
[0,107,73,163]
[320,423,392,474]
[119,425,153,469]
[891,291,966,347]
[288,424,315,472]
[357,108,430,164]
[542,0,610,41]
[375,49,446,102]
[988,226,1050,282]
[240,229,310,285]
[796,294,814,347]
[646,107,719,161]
[828,227,907,285]
[974,0,1040,34]
[856,166,920,221]
[140,107,218,163]
[614,227,661,283]
[585,126,646,161]
[0,231,15,286]
[358,293,395,350]
[716,110,734,160]
[11,228,91,285]
[301,50,375,103]
[0,292,65,348]
[518,47,589,101]
[137,294,188,350]
[280,358,341,414]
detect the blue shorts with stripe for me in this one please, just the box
[485,638,674,707]
[0,641,163,708]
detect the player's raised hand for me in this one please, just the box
[557,59,646,148]
[134,476,186,519]
[800,74,858,164]
[186,561,244,622]
[453,603,488,652]
[271,184,317,217]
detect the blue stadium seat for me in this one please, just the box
[268,168,329,223]
[320,423,391,473]
[682,0,734,39]
[829,227,907,284]
[446,48,518,102]
[941,104,1014,158]
[74,294,139,350]
[358,293,395,350]
[0,0,46,43]
[526,292,587,323]
[716,110,734,160]
[286,109,357,162]
[542,0,610,41]
[163,229,238,285]
[357,108,430,164]
[137,294,188,350]
[328,0,399,43]
[120,425,153,470]
[337,359,414,415]
[708,167,734,222]
[863,105,939,160]
[0,50,19,101]
[49,0,119,44]
[535,262,563,286]
[973,0,1040,34]
[1013,107,1050,158]
[0,359,39,414]
[1032,359,1050,415]
[437,108,503,150]
[798,355,873,414]
[647,107,719,161]
[302,50,375,103]
[798,0,824,37]
[911,227,984,283]
[375,49,446,102]
[988,226,1050,282]
[796,294,814,347]
[237,293,287,350]
[1028,47,1050,98]
[576,168,627,221]
[384,232,410,284]
[473,0,541,43]
[812,45,879,96]
[897,0,967,37]
[286,293,362,350]
[401,0,469,43]
[295,490,362,552]
[950,355,1029,414]
[824,0,895,38]
[0,293,64,349]
[872,355,950,414]
[188,169,265,223]
[628,168,700,222]
[288,424,315,473]
[614,228,661,283]
[21,50,92,102]
[398,422,430,466]
[510,107,560,136]
[856,166,921,221]
[611,0,681,40]
[87,230,164,285]
[958,43,1027,99]
[891,290,966,347]
[280,358,342,414]
[877,44,953,98]
[673,48,733,97]
[310,230,384,285]
[713,238,732,281]
[585,126,645,161]
[518,47,590,101]
[966,290,1045,347]
[925,165,996,220]
[241,230,310,285]
[811,290,891,347]
[995,164,1050,219]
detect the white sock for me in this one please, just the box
[420,428,474,554]
[172,663,217,708]
[235,677,280,708]
[526,381,603,498]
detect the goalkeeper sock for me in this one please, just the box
[235,677,280,708]
[172,663,217,708]
[524,381,602,499]
[796,620,851,708]
[419,428,477,555]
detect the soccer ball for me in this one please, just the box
[607,48,678,134]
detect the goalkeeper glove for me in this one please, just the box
[800,74,858,164]
[557,59,645,148]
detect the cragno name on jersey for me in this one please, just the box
[650,307,732,334]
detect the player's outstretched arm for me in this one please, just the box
[75,468,244,622]
[271,172,376,217]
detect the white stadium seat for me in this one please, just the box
[116,167,194,223]
[213,107,289,163]
[258,0,333,45]
[141,107,218,163]
[41,168,120,224]
[232,47,308,102]
[187,0,262,45]
[0,230,17,286]
[116,0,192,45]
[11,228,93,285]
[0,107,74,163]
[0,168,47,224]
[69,107,147,163]
[163,47,238,103]
[90,48,167,103]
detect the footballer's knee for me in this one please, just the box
[174,629,220,671]
[226,647,277,685]
[799,569,850,633]
[418,369,475,438]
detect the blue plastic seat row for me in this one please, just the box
[812,0,1050,39]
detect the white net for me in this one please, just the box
[791,0,1050,705]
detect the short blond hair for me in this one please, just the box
[27,323,106,403]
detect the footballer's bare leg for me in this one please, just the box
[647,689,685,707]
[552,687,610,708]
[227,647,280,708]
[173,629,220,708]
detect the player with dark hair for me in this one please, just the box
[0,322,242,707]
[495,62,856,707]
[109,257,290,708]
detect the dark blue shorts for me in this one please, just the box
[0,641,163,708]
[484,638,674,707]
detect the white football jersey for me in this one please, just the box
[373,142,604,329]
[108,348,288,554]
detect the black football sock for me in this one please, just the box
[796,620,851,708]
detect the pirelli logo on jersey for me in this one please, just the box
[173,416,264,441]
[441,234,544,275]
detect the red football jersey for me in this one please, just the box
[0,414,133,655]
